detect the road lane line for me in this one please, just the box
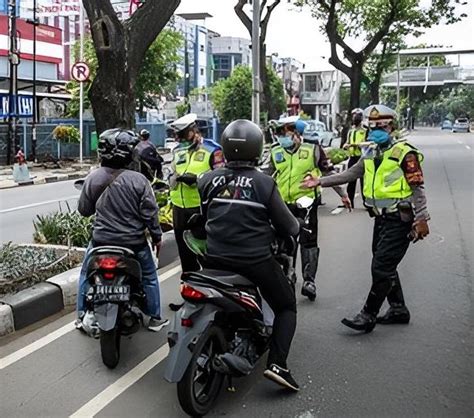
[69,344,169,418]
[0,322,76,370]
[466,145,471,150]
[0,265,181,370]
[0,195,80,213]
[457,140,463,144]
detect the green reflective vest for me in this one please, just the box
[170,144,213,208]
[271,143,322,204]
[347,127,367,157]
[363,142,423,208]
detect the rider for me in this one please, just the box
[269,116,352,301]
[134,128,164,181]
[75,128,168,333]
[302,104,430,332]
[198,119,300,392]
[343,108,368,208]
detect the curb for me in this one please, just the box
[0,171,88,190]
[0,234,179,337]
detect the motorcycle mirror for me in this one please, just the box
[296,196,314,209]
[74,179,85,191]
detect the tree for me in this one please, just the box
[82,0,180,134]
[296,0,464,110]
[234,0,282,120]
[212,65,285,124]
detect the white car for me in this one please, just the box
[452,118,470,133]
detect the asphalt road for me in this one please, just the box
[0,128,472,417]
[0,180,80,244]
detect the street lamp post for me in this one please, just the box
[251,0,260,125]
[7,0,19,165]
[27,0,39,162]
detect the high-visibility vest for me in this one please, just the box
[363,141,423,210]
[271,143,322,204]
[347,127,367,157]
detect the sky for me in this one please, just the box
[177,0,474,69]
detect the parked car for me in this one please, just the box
[452,118,470,133]
[303,120,337,147]
[441,120,453,130]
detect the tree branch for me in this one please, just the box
[362,0,397,59]
[234,0,252,36]
[261,0,281,42]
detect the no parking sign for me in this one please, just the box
[71,61,90,82]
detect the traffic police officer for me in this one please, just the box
[270,116,352,301]
[302,104,430,332]
[343,108,367,208]
[169,113,224,274]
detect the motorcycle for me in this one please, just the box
[74,179,152,369]
[164,215,298,416]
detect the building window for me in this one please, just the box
[200,44,205,52]
[305,75,319,92]
[200,68,205,76]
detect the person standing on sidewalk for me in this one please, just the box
[269,116,352,301]
[134,129,164,181]
[301,104,430,332]
[343,108,367,208]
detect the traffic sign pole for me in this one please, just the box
[79,0,84,165]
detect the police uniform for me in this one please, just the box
[346,125,367,207]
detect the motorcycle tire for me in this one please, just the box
[177,325,227,416]
[100,327,121,369]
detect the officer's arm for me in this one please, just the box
[139,180,162,244]
[402,153,430,221]
[319,158,365,188]
[267,182,300,237]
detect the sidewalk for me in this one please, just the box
[0,162,93,190]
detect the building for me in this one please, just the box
[299,68,348,129]
[268,55,304,95]
[210,35,251,81]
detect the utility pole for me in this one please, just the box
[251,0,260,125]
[79,0,84,164]
[7,0,19,165]
[27,0,39,162]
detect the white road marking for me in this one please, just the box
[0,322,76,370]
[466,145,471,150]
[331,207,344,215]
[0,195,80,213]
[457,140,463,144]
[0,265,181,370]
[69,344,169,418]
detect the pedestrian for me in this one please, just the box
[343,108,368,208]
[168,113,224,308]
[301,104,430,332]
[269,116,352,301]
[134,128,164,181]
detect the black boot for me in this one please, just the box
[301,247,319,301]
[377,305,410,324]
[341,310,376,333]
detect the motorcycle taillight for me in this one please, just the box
[98,257,120,280]
[180,284,208,300]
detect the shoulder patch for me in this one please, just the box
[202,138,222,151]
[274,151,285,164]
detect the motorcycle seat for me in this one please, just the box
[89,246,136,257]
[183,269,255,288]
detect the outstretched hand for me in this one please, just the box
[341,196,352,211]
[301,175,320,189]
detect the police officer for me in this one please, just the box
[198,119,300,391]
[169,113,224,274]
[343,108,367,208]
[270,116,352,301]
[302,104,430,332]
[134,129,164,181]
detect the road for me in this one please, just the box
[0,180,79,244]
[0,128,472,417]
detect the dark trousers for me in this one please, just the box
[208,256,297,369]
[172,206,201,273]
[346,156,364,207]
[363,214,412,316]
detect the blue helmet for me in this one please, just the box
[295,119,308,135]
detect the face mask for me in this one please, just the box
[368,129,390,145]
[278,135,294,149]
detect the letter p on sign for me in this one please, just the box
[71,62,90,82]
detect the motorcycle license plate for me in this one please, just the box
[93,285,130,302]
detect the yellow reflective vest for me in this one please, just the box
[347,127,367,157]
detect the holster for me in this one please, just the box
[397,201,415,223]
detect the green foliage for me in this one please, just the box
[33,211,93,248]
[52,125,81,143]
[211,65,286,124]
[176,101,190,118]
[326,148,349,165]
[67,30,183,117]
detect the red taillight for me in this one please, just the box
[99,257,118,270]
[103,272,115,280]
[181,318,193,327]
[180,284,208,300]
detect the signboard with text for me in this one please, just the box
[0,95,34,118]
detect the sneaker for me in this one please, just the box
[301,281,317,301]
[264,364,300,392]
[148,317,170,332]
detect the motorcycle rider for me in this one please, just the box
[198,119,301,391]
[75,128,168,333]
[302,104,430,332]
[343,108,368,208]
[269,116,352,301]
[134,128,164,181]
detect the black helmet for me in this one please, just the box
[98,128,139,166]
[221,119,263,163]
[139,129,150,140]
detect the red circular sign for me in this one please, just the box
[71,61,90,82]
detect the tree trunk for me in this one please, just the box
[259,42,278,120]
[369,79,380,105]
[349,65,363,111]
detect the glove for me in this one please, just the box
[410,219,430,243]
[177,173,198,186]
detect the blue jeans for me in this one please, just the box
[76,243,161,318]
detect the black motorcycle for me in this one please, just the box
[164,231,295,416]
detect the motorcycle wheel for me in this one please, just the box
[100,327,121,369]
[177,326,227,416]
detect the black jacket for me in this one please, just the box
[198,164,299,263]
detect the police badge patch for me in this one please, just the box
[194,151,206,162]
[275,152,285,163]
[299,149,309,159]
